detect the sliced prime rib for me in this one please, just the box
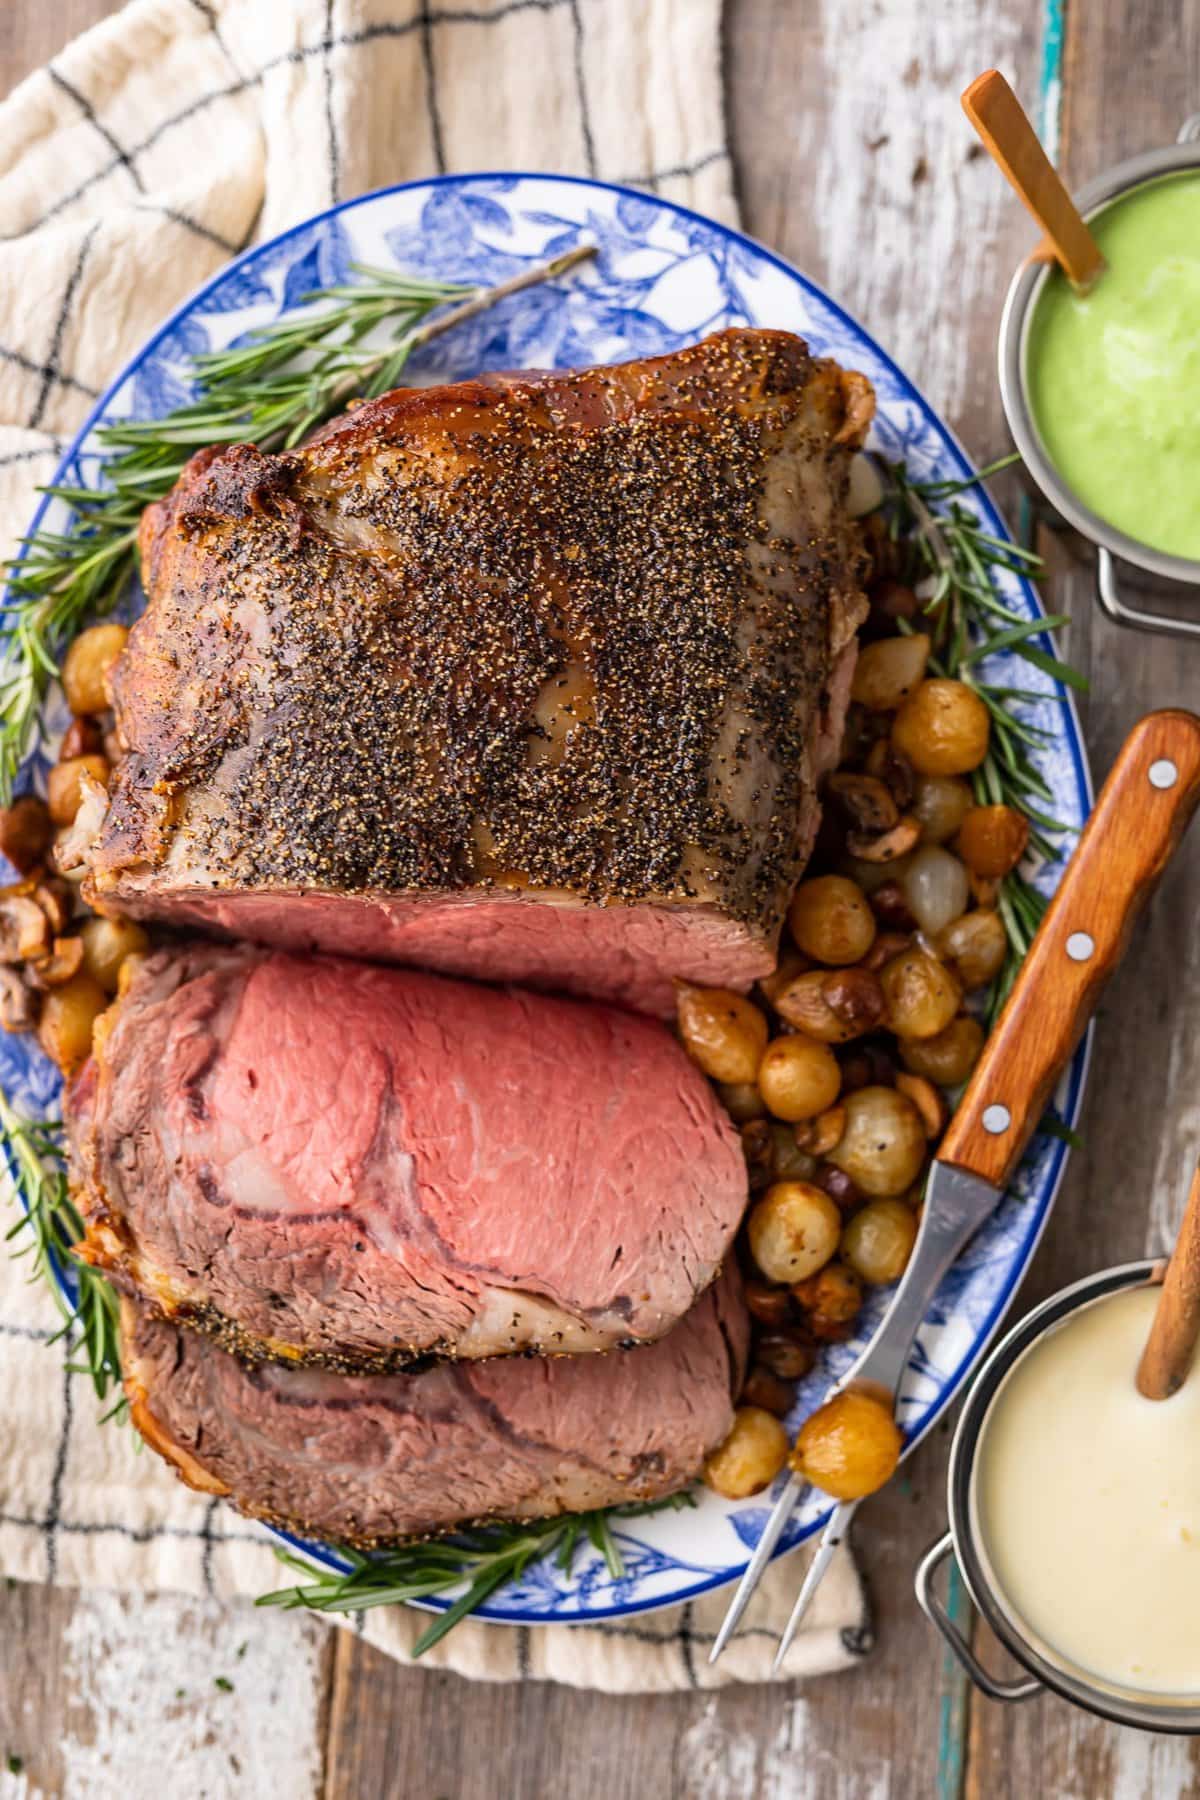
[68,943,746,1369]
[121,1264,750,1544]
[73,329,872,1016]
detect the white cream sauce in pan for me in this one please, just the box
[974,1285,1200,1696]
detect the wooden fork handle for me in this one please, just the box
[939,711,1200,1191]
[962,70,1105,291]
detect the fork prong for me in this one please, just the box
[771,1499,859,1675]
[708,1471,805,1665]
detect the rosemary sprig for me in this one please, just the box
[0,1088,124,1412]
[882,454,1088,1024]
[257,1492,697,1658]
[0,244,596,803]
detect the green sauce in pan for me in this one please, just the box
[1027,172,1200,561]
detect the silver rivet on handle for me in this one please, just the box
[1150,759,1179,790]
[1066,931,1095,961]
[982,1104,1012,1135]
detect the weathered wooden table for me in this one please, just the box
[2,1,1197,1793]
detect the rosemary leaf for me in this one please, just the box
[0,1088,123,1408]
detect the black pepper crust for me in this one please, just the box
[119,1288,630,1376]
[90,330,872,928]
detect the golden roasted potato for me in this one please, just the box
[791,1390,902,1500]
[892,678,990,776]
[898,1014,985,1085]
[936,909,1007,992]
[37,970,106,1073]
[47,755,109,828]
[850,632,930,712]
[676,984,768,1084]
[80,915,151,995]
[880,946,961,1040]
[842,1198,919,1284]
[955,804,1030,879]
[827,1085,926,1198]
[703,1406,790,1498]
[788,875,876,966]
[61,623,129,717]
[758,1034,842,1122]
[747,1180,842,1283]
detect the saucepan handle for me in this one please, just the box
[1096,548,1200,642]
[914,1533,1042,1704]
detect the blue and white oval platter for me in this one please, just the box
[3,173,1091,1628]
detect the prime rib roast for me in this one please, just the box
[67,943,746,1370]
[121,1263,750,1544]
[71,328,872,1017]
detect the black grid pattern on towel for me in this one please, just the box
[0,0,732,423]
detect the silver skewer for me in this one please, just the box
[771,1499,858,1673]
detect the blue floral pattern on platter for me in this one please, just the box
[4,173,1092,1626]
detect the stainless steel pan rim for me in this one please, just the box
[917,1258,1200,1734]
[998,131,1200,636]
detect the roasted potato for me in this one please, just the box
[676,985,768,1084]
[892,679,990,776]
[703,1406,790,1498]
[788,875,876,966]
[850,632,930,712]
[791,1391,902,1500]
[61,623,129,717]
[898,1014,985,1085]
[841,1198,919,1284]
[747,1180,841,1283]
[758,1034,842,1122]
[826,1085,926,1198]
[955,804,1030,879]
[880,946,961,1040]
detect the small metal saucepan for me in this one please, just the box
[998,115,1200,640]
[914,1258,1200,1735]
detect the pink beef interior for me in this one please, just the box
[71,944,747,1366]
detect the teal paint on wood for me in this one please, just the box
[1039,0,1067,160]
[936,1554,971,1800]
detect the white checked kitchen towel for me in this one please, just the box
[0,0,870,1690]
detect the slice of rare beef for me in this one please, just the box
[121,1263,750,1544]
[72,328,871,1016]
[69,944,746,1370]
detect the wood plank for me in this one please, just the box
[965,1,1200,1791]
[324,1457,951,1800]
[0,1579,333,1799]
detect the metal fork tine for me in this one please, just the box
[771,1498,859,1674]
[708,1470,805,1664]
